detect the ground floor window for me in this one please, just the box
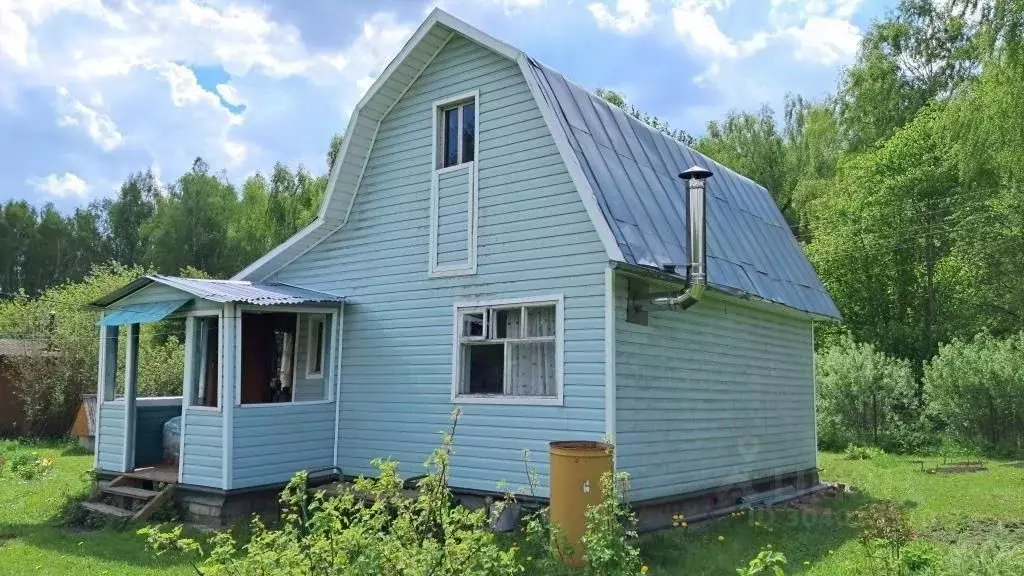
[454,297,562,402]
[240,311,331,404]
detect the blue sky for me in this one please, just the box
[0,0,891,213]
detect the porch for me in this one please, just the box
[91,275,344,495]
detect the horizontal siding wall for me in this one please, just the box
[274,35,607,497]
[435,165,471,267]
[232,402,336,488]
[97,402,125,471]
[181,408,222,487]
[614,275,816,502]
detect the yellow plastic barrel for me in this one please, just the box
[549,440,614,567]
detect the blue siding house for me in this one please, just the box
[90,9,839,519]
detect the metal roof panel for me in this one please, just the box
[526,58,840,319]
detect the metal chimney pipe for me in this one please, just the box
[653,165,713,310]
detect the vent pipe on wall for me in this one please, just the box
[652,165,713,310]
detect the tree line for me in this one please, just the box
[0,136,343,295]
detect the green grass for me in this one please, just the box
[641,452,1024,575]
[0,439,192,576]
[1,441,1022,575]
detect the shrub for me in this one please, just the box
[852,502,914,576]
[2,451,55,480]
[141,411,646,576]
[816,334,922,452]
[735,546,787,575]
[843,444,886,460]
[0,263,185,435]
[936,543,1024,575]
[924,332,1024,458]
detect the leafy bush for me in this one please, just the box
[141,412,646,576]
[0,263,185,435]
[735,546,787,575]
[1,451,55,480]
[844,444,887,460]
[936,543,1024,575]
[852,502,914,576]
[924,332,1024,457]
[816,334,923,452]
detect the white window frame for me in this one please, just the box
[451,295,564,406]
[234,306,339,409]
[182,311,222,412]
[429,91,479,278]
[305,313,327,379]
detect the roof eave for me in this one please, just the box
[609,261,841,322]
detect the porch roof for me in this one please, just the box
[91,274,345,308]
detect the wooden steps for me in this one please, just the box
[104,485,158,500]
[82,501,134,518]
[85,471,176,522]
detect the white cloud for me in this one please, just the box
[671,0,862,88]
[785,16,861,64]
[1,0,417,197]
[28,172,90,198]
[672,1,772,59]
[215,84,246,108]
[0,5,32,67]
[55,86,124,151]
[588,0,653,34]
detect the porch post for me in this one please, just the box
[122,323,140,472]
[221,303,238,490]
[94,322,119,470]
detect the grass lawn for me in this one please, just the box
[1,440,1022,575]
[641,452,1024,575]
[0,439,192,576]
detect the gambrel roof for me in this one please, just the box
[235,9,840,320]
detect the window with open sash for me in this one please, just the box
[438,100,475,169]
[455,301,559,400]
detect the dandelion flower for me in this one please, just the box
[717,535,725,543]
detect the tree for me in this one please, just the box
[696,106,799,225]
[107,170,158,267]
[595,88,695,145]
[839,0,978,150]
[327,132,344,170]
[807,106,961,370]
[143,158,239,276]
[0,201,37,295]
[24,204,74,293]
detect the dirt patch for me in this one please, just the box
[1004,461,1024,469]
[924,516,1024,547]
[927,465,987,474]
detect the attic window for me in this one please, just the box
[437,97,476,169]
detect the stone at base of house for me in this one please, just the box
[96,467,820,530]
[176,486,282,527]
[632,468,821,532]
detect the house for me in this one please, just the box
[89,9,840,525]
